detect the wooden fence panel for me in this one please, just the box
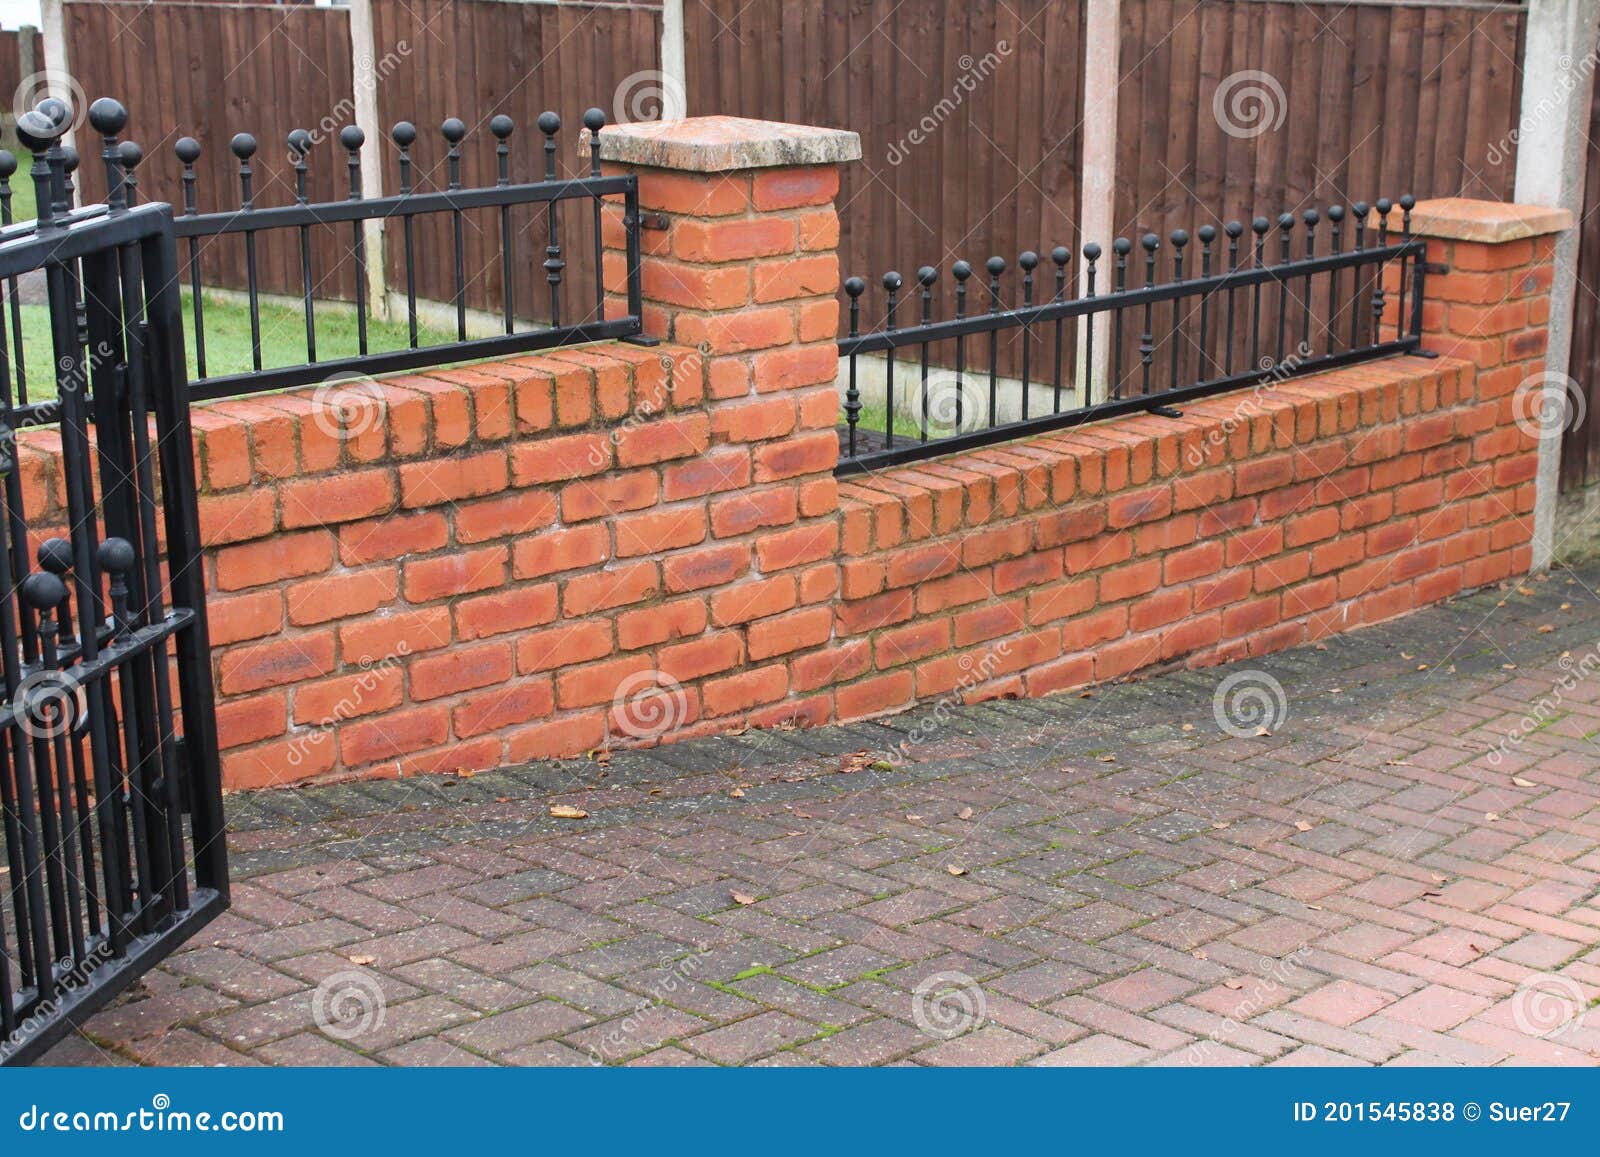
[63,1,357,300]
[1563,41,1600,493]
[368,0,661,325]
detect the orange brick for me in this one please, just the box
[616,506,710,557]
[562,561,660,615]
[617,597,708,650]
[207,590,284,645]
[507,712,608,761]
[455,585,560,640]
[512,524,610,579]
[752,166,840,210]
[673,217,796,263]
[403,545,508,602]
[711,486,797,538]
[561,470,660,521]
[340,608,454,662]
[198,489,276,545]
[663,542,750,592]
[709,576,796,626]
[215,692,288,750]
[218,633,335,694]
[281,468,397,528]
[700,663,788,717]
[510,432,612,486]
[286,568,399,626]
[835,671,913,720]
[517,621,614,674]
[338,511,449,565]
[216,530,333,591]
[615,414,712,467]
[340,705,451,766]
[453,680,556,737]
[753,254,840,302]
[293,666,404,725]
[410,642,514,700]
[747,606,833,660]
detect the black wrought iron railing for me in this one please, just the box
[0,95,648,409]
[836,196,1428,476]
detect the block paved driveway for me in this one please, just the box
[43,570,1600,1067]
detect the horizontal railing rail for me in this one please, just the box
[837,197,1428,476]
[0,96,649,409]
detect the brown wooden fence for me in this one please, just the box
[1564,44,1600,493]
[0,27,43,118]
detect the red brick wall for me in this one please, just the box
[8,182,1549,790]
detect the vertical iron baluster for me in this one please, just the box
[1139,234,1158,396]
[341,126,369,356]
[230,133,262,371]
[393,122,419,348]
[917,266,936,441]
[35,538,97,940]
[1019,251,1036,420]
[443,117,468,341]
[1326,205,1344,355]
[99,539,157,935]
[0,151,23,404]
[1275,213,1293,366]
[492,115,515,334]
[843,277,863,458]
[985,256,1004,426]
[1079,244,1098,410]
[176,137,207,379]
[1350,202,1369,350]
[1197,225,1215,378]
[1301,208,1318,356]
[119,141,141,205]
[953,261,971,430]
[1250,217,1268,371]
[288,130,318,363]
[540,112,565,328]
[1403,194,1425,342]
[1169,229,1188,393]
[586,109,607,323]
[91,99,127,212]
[1224,222,1243,376]
[1112,238,1130,398]
[1372,197,1392,347]
[1397,194,1415,343]
[1049,244,1062,412]
[883,272,901,447]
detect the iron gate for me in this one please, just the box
[0,104,227,1065]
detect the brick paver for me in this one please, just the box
[42,570,1600,1066]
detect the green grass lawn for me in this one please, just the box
[4,171,36,226]
[15,291,459,399]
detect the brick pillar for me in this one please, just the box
[1381,197,1571,583]
[595,116,861,727]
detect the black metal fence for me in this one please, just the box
[0,96,648,408]
[1,102,227,1065]
[837,197,1428,476]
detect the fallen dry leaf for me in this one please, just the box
[1511,777,1537,788]
[905,813,924,823]
[728,787,745,798]
[946,864,967,877]
[346,954,376,966]
[1223,979,1245,990]
[731,891,757,906]
[957,806,974,821]
[1485,812,1500,822]
[1211,821,1230,830]
[1191,949,1208,961]
[1294,820,1314,832]
[549,804,588,819]
[1537,625,1555,634]
[1254,725,1272,737]
[1097,754,1116,763]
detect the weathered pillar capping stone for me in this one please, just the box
[1368,197,1572,243]
[598,115,861,172]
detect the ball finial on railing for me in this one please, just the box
[1302,208,1319,226]
[37,537,73,576]
[843,276,865,298]
[1054,245,1073,266]
[88,97,127,136]
[1019,250,1038,272]
[175,136,201,165]
[15,108,64,153]
[952,259,973,281]
[96,536,135,576]
[19,571,67,614]
[1251,216,1270,235]
[1327,204,1345,223]
[117,141,141,171]
[1081,242,1100,262]
[916,265,938,286]
[0,151,15,181]
[882,270,902,292]
[537,111,561,136]
[490,114,515,140]
[287,128,312,156]
[583,108,606,133]
[985,255,1007,277]
[339,125,365,152]
[1197,225,1216,244]
[391,121,417,148]
[441,117,466,144]
[1225,220,1244,239]
[1276,212,1294,231]
[1112,237,1132,256]
[1141,233,1159,252]
[230,132,257,160]
[1398,193,1415,211]
[37,97,70,131]
[1374,197,1392,216]
[1170,229,1189,248]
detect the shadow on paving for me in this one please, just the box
[41,566,1600,1067]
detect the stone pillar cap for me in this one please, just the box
[1368,197,1572,242]
[598,115,862,173]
